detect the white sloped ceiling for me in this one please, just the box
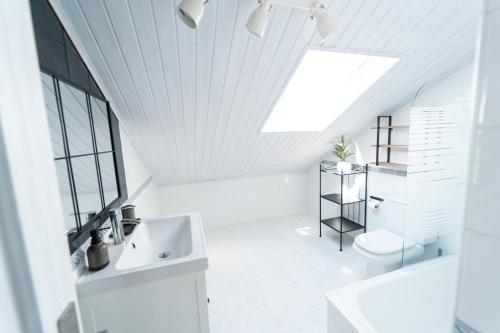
[49,0,481,185]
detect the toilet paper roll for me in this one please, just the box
[369,200,381,212]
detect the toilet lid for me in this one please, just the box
[355,229,416,255]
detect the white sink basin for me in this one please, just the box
[116,215,193,270]
[77,212,208,298]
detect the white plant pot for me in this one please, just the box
[337,161,352,173]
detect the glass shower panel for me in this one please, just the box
[403,72,474,266]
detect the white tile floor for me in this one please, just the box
[204,214,367,333]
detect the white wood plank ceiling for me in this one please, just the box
[49,0,481,185]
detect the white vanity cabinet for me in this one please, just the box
[76,213,209,333]
[79,271,209,333]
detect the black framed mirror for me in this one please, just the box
[41,72,127,253]
[31,0,128,254]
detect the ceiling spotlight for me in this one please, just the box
[246,1,273,38]
[310,1,337,41]
[177,0,209,29]
[245,0,337,41]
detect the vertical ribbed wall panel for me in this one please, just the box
[405,105,470,248]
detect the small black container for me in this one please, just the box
[121,204,136,220]
[87,229,110,271]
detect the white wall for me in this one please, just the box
[121,128,153,196]
[0,248,22,333]
[120,127,161,218]
[362,173,406,233]
[455,2,500,331]
[0,0,78,331]
[158,173,308,229]
[132,181,161,218]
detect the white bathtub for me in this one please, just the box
[326,256,459,333]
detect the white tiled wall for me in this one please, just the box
[455,2,500,332]
[158,173,308,229]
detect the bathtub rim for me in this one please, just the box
[325,255,458,333]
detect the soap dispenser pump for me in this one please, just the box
[87,229,110,271]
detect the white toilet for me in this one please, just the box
[353,228,426,277]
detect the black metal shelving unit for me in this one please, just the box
[319,161,368,251]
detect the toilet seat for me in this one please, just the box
[353,242,424,263]
[354,228,425,277]
[354,229,416,255]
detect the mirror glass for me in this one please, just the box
[59,82,94,156]
[41,73,65,158]
[71,155,102,221]
[91,96,112,152]
[99,152,118,206]
[55,156,78,232]
[41,73,78,233]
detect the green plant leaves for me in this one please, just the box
[333,135,353,162]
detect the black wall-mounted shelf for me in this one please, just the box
[319,161,368,251]
[372,115,409,171]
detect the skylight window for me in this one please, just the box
[261,49,399,132]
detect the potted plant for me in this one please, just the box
[333,135,353,172]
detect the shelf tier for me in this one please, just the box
[371,125,409,129]
[320,217,365,233]
[370,162,407,172]
[320,168,367,175]
[371,144,408,149]
[320,161,367,175]
[321,193,365,205]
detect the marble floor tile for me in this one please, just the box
[205,214,366,333]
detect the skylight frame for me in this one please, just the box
[261,48,400,133]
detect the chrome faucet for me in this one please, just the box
[109,209,125,245]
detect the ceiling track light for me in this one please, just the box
[309,1,337,41]
[176,0,209,29]
[246,0,273,38]
[176,0,337,42]
[246,0,337,41]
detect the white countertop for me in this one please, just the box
[77,212,209,298]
